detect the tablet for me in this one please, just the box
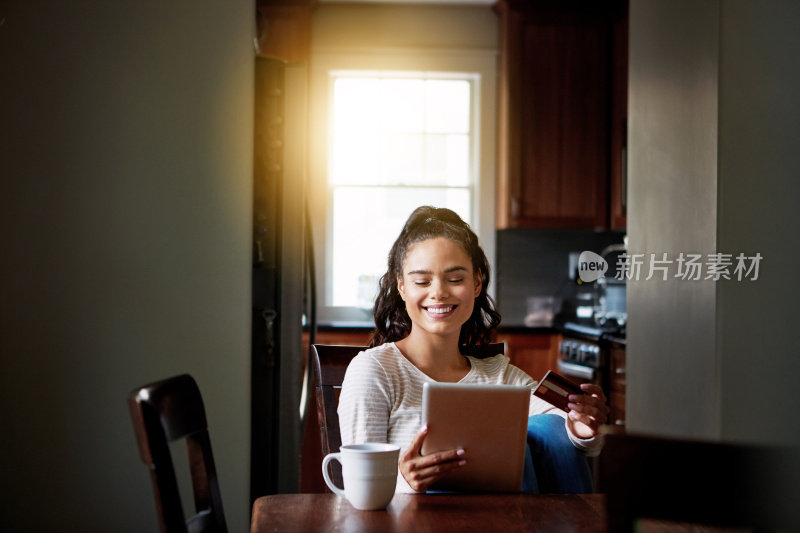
[420,382,531,492]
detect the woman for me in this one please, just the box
[338,206,608,493]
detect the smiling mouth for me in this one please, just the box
[425,305,456,315]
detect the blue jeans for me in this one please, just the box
[521,414,593,493]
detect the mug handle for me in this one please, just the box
[321,453,346,497]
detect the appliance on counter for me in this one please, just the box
[524,295,561,327]
[592,244,627,329]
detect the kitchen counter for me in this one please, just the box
[315,322,556,335]
[554,319,626,345]
[497,324,556,334]
[316,321,374,330]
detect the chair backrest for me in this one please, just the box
[128,374,227,533]
[311,342,506,490]
[598,428,786,532]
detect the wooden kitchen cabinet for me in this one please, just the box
[495,0,628,230]
[496,331,561,383]
[256,0,316,63]
[608,5,628,230]
[608,344,626,427]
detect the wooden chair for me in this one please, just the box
[311,342,506,489]
[128,374,227,533]
[598,427,789,532]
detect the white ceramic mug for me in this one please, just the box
[322,443,400,510]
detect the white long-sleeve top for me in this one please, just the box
[337,342,601,493]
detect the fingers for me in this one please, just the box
[399,425,467,492]
[405,453,467,492]
[402,424,429,460]
[566,384,609,435]
[568,404,608,427]
[570,384,607,412]
[578,383,604,396]
[419,448,467,469]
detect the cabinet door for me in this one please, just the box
[497,1,627,230]
[609,3,629,230]
[608,345,626,427]
[255,0,315,63]
[609,391,626,427]
[497,332,560,382]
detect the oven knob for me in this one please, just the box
[583,345,593,364]
[563,341,574,359]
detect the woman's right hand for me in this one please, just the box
[399,425,467,492]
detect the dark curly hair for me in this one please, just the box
[369,206,501,352]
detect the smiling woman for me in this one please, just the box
[369,206,499,351]
[337,206,606,495]
[398,238,482,343]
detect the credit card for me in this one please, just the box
[532,370,584,412]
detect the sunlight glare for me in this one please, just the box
[332,188,471,307]
[328,73,474,308]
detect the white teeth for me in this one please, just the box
[428,306,453,314]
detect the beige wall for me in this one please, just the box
[716,0,800,445]
[0,1,253,531]
[626,0,721,439]
[313,3,498,50]
[628,0,800,447]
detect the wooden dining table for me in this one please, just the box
[250,492,607,532]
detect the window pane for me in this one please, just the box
[333,78,380,132]
[384,133,423,184]
[331,187,471,307]
[330,131,382,185]
[380,79,424,132]
[426,80,470,134]
[425,134,469,186]
[331,74,472,188]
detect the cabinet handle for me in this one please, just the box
[615,367,626,375]
[621,145,627,211]
[614,419,625,426]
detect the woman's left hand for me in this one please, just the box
[566,383,609,439]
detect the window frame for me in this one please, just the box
[309,48,497,325]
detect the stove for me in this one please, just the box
[560,320,626,343]
[556,320,625,393]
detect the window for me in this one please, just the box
[329,72,475,309]
[309,51,496,324]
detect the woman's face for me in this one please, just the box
[397,237,482,339]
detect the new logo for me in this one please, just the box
[578,251,608,283]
